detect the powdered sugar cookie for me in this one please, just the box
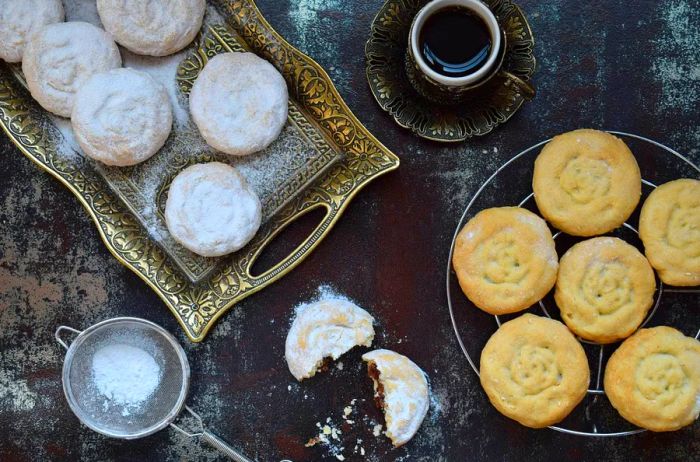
[362,349,429,447]
[285,298,375,381]
[71,68,172,166]
[164,162,262,257]
[0,0,64,63]
[190,52,288,156]
[96,0,205,57]
[22,22,122,117]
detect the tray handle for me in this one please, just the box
[245,201,335,284]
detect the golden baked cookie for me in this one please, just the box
[452,207,558,315]
[639,178,700,286]
[555,237,656,343]
[480,314,590,428]
[604,326,700,431]
[532,129,641,236]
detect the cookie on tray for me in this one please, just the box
[639,178,700,286]
[555,237,656,343]
[604,326,700,431]
[97,0,205,57]
[480,314,590,428]
[285,298,374,381]
[0,0,64,63]
[189,52,288,156]
[72,68,172,166]
[452,207,559,315]
[22,22,122,117]
[362,349,429,447]
[532,129,641,236]
[164,162,261,257]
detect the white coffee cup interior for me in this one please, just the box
[410,0,502,86]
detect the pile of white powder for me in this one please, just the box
[91,343,162,416]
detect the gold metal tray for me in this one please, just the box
[0,0,399,342]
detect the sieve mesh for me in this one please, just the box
[61,318,190,439]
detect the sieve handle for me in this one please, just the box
[201,430,254,462]
[55,326,82,350]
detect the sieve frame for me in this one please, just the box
[57,317,191,440]
[445,131,700,437]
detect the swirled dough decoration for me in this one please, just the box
[555,237,656,343]
[604,326,700,431]
[452,207,559,315]
[362,349,429,447]
[0,0,64,63]
[22,22,122,117]
[479,314,590,428]
[639,178,700,286]
[97,0,205,57]
[285,298,374,381]
[532,129,641,236]
[72,68,172,166]
[164,162,261,257]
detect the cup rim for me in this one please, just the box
[410,0,502,86]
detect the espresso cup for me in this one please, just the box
[406,0,535,103]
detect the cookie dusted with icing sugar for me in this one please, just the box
[480,314,590,428]
[72,68,172,166]
[0,0,64,63]
[452,207,559,315]
[164,162,262,257]
[362,349,429,447]
[533,129,641,236]
[639,178,700,286]
[97,0,205,56]
[285,298,375,381]
[604,326,700,431]
[189,52,289,156]
[555,237,656,344]
[22,22,122,117]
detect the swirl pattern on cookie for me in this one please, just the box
[72,68,173,166]
[480,314,590,428]
[0,0,64,63]
[97,0,205,56]
[21,22,122,117]
[452,207,558,314]
[555,237,656,343]
[604,326,700,431]
[639,178,700,286]
[532,129,641,236]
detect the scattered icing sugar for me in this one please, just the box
[91,343,162,416]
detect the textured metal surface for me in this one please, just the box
[366,0,536,141]
[0,1,399,342]
[0,0,699,460]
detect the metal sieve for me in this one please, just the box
[55,317,253,461]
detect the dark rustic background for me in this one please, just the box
[1,0,698,460]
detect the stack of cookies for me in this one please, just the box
[452,128,700,431]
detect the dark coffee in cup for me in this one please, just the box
[419,7,492,78]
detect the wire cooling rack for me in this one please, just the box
[446,131,699,437]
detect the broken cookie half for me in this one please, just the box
[362,349,429,447]
[285,298,375,381]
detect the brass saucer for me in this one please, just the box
[366,0,536,142]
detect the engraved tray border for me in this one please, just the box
[0,0,400,342]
